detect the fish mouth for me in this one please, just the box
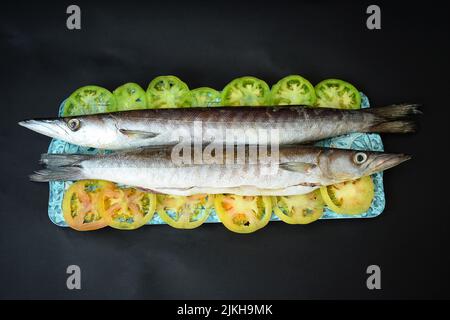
[367,153,411,174]
[18,118,68,139]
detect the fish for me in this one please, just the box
[18,104,420,150]
[29,145,411,196]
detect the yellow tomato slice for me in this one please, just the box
[320,176,375,215]
[62,180,115,231]
[156,194,214,229]
[214,195,272,233]
[273,190,325,224]
[99,187,156,230]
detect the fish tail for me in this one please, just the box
[30,168,85,182]
[30,153,91,182]
[40,153,91,167]
[366,103,421,133]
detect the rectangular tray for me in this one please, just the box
[47,92,385,226]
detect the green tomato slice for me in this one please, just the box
[146,75,192,108]
[156,194,214,229]
[315,79,361,109]
[271,75,317,106]
[273,190,324,224]
[63,85,117,116]
[221,76,270,106]
[113,82,147,110]
[191,87,222,107]
[320,176,375,215]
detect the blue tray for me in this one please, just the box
[47,93,385,226]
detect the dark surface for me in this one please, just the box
[1,0,449,299]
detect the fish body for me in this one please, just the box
[19,104,420,150]
[31,145,410,196]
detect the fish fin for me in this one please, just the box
[31,153,90,182]
[40,153,91,167]
[119,129,159,139]
[368,103,422,119]
[369,120,418,133]
[279,162,317,173]
[30,167,85,182]
[366,104,421,133]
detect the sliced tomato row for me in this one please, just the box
[62,76,361,115]
[62,180,157,231]
[62,176,375,232]
[62,181,215,231]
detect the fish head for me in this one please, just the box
[318,149,411,182]
[18,115,121,149]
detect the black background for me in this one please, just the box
[1,0,449,299]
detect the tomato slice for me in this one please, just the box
[191,87,222,107]
[156,194,214,229]
[113,82,147,110]
[63,85,117,116]
[315,79,361,109]
[320,176,375,215]
[214,195,272,233]
[221,76,270,106]
[99,187,157,230]
[271,75,316,106]
[146,75,192,108]
[273,190,325,224]
[62,180,115,231]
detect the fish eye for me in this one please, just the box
[353,152,368,164]
[67,118,80,131]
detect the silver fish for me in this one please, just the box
[30,145,410,196]
[19,104,420,150]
